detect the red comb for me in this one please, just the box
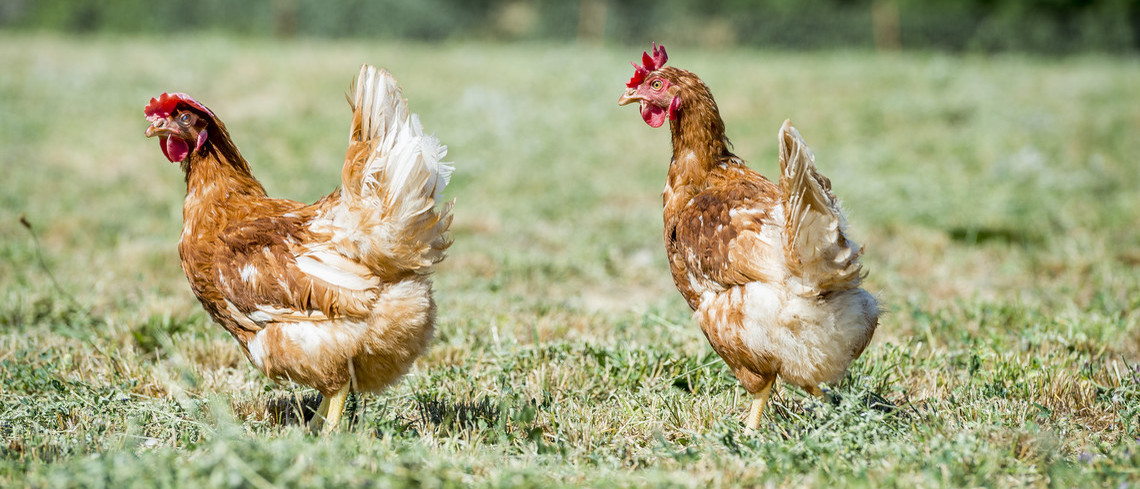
[144,92,214,122]
[625,43,668,88]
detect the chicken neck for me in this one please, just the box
[665,74,739,200]
[178,122,272,261]
[182,123,268,212]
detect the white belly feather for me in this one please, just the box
[697,282,878,387]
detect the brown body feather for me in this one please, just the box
[161,66,451,397]
[625,63,878,412]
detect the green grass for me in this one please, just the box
[2,32,1139,487]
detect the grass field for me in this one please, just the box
[1,33,1139,487]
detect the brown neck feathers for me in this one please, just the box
[662,67,734,167]
[184,118,266,198]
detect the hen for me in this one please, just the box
[144,65,453,433]
[618,45,878,431]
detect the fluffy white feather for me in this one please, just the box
[295,250,377,291]
[316,65,454,277]
[778,120,863,295]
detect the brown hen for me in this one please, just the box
[619,45,879,431]
[144,65,453,433]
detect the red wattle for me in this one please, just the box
[158,137,171,161]
[163,136,189,163]
[640,101,667,128]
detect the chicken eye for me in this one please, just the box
[178,113,192,125]
[651,79,664,91]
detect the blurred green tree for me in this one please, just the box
[0,0,1134,53]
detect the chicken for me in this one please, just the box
[144,65,453,433]
[618,44,879,431]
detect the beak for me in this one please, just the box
[145,119,171,138]
[618,88,640,106]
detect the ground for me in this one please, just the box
[0,33,1138,487]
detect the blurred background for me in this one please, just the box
[2,0,1138,53]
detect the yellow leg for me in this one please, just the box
[744,381,774,432]
[309,382,350,435]
[308,395,331,433]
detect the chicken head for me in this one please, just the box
[617,43,682,128]
[144,92,212,163]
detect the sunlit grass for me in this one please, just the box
[1,33,1138,487]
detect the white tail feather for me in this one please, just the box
[349,65,453,205]
[777,120,862,296]
[320,65,453,278]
